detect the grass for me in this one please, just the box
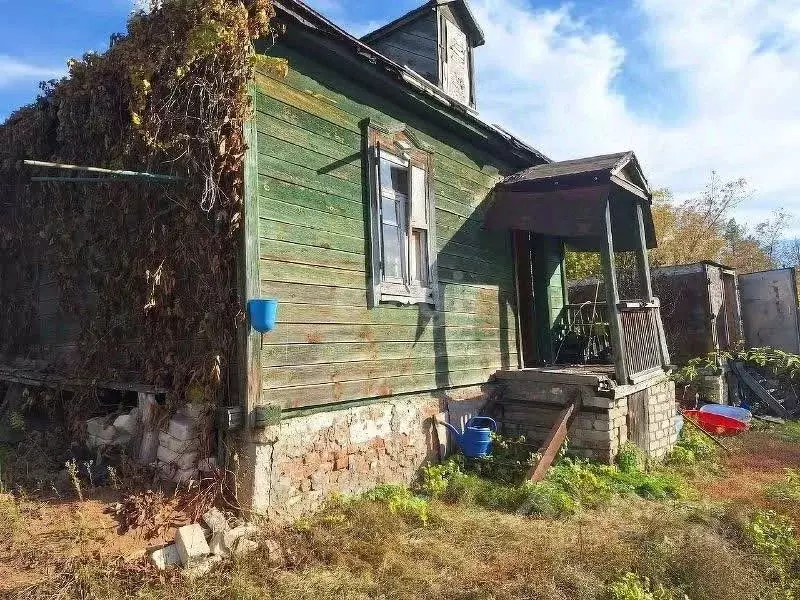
[11,497,791,600]
[6,427,800,600]
[765,469,800,503]
[776,420,800,443]
[0,492,21,540]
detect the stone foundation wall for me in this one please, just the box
[244,385,491,520]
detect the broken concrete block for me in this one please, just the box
[265,539,284,567]
[225,525,259,547]
[184,554,222,578]
[233,539,259,556]
[150,543,181,570]
[86,417,111,438]
[208,531,229,557]
[168,415,199,441]
[159,430,200,454]
[159,462,200,484]
[181,403,210,422]
[209,524,259,557]
[202,508,229,535]
[113,413,138,435]
[175,524,210,568]
[157,445,198,470]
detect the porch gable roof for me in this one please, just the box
[485,151,657,252]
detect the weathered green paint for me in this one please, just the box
[239,86,264,417]
[532,235,567,364]
[248,42,527,411]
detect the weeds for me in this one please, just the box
[664,426,719,474]
[743,510,800,597]
[608,573,682,600]
[65,459,83,501]
[361,484,434,526]
[0,492,21,540]
[765,469,800,503]
[419,452,683,518]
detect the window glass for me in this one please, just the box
[382,224,404,280]
[380,157,409,196]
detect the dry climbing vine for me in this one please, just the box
[0,0,274,428]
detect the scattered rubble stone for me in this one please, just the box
[150,544,181,570]
[184,554,222,578]
[202,508,230,534]
[175,523,210,568]
[265,538,284,567]
[233,538,259,556]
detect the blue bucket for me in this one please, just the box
[249,299,279,333]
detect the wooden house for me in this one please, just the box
[0,0,678,518]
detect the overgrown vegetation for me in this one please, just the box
[672,347,800,387]
[9,426,800,600]
[416,438,685,518]
[0,0,275,427]
[766,470,800,503]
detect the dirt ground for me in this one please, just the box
[0,488,175,594]
[696,428,800,526]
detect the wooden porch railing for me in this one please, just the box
[560,300,669,382]
[618,302,667,380]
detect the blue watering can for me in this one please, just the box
[439,417,497,458]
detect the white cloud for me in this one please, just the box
[0,56,64,88]
[464,0,800,234]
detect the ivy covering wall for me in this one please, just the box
[0,0,274,424]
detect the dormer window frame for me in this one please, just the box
[437,10,477,108]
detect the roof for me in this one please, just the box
[362,0,486,47]
[485,151,656,252]
[272,0,547,164]
[501,152,636,187]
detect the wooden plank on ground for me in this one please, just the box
[526,399,578,483]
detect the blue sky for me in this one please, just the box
[2,0,799,235]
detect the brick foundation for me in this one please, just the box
[493,370,678,463]
[239,373,678,520]
[243,385,490,520]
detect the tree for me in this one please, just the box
[565,172,782,282]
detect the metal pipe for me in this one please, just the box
[30,176,175,184]
[24,160,182,182]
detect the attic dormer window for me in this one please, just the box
[361,0,485,109]
[441,17,470,105]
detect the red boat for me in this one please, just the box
[683,410,750,437]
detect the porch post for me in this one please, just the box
[600,198,628,383]
[635,201,671,366]
[634,201,654,302]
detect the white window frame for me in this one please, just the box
[366,123,439,308]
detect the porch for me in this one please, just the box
[486,151,671,386]
[481,152,677,461]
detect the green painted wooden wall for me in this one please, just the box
[251,44,525,411]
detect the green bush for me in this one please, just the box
[665,426,718,470]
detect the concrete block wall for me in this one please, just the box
[643,378,679,459]
[245,385,490,520]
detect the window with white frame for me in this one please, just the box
[367,124,438,307]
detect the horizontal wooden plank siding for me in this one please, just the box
[254,44,522,411]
